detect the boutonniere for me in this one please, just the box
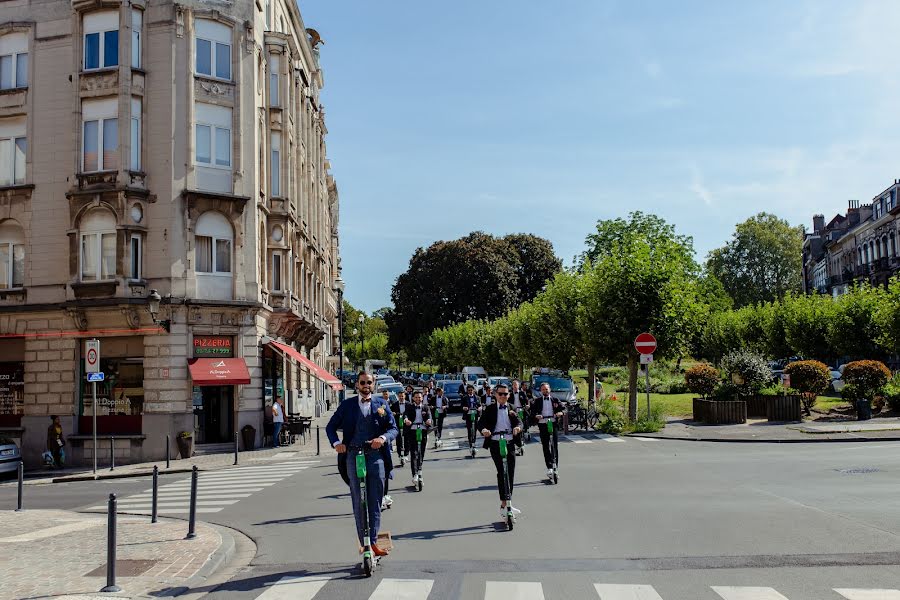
[376,407,386,417]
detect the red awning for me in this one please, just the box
[188,358,251,386]
[268,341,343,389]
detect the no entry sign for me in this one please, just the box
[634,333,657,355]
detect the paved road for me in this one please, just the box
[3,416,900,599]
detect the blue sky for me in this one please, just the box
[300,0,900,313]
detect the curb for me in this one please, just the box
[623,433,900,444]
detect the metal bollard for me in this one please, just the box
[151,465,159,524]
[110,436,115,471]
[15,461,23,512]
[166,434,170,469]
[316,425,320,456]
[186,465,198,539]
[233,430,238,466]
[100,493,122,593]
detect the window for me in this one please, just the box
[0,220,24,289]
[269,54,280,107]
[265,0,272,30]
[272,252,282,291]
[194,103,231,169]
[129,234,141,279]
[270,132,281,196]
[195,211,232,274]
[131,9,142,69]
[0,117,26,186]
[0,33,28,89]
[130,97,141,170]
[79,210,116,281]
[84,12,119,70]
[195,20,231,80]
[82,99,117,172]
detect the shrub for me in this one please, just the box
[631,404,665,433]
[598,398,626,434]
[721,349,772,396]
[784,360,831,415]
[842,360,891,400]
[884,375,900,412]
[685,364,719,398]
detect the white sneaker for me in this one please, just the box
[383,495,393,507]
[412,473,419,483]
[500,506,509,518]
[547,468,554,477]
[509,505,522,516]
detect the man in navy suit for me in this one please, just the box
[326,371,398,556]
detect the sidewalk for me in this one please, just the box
[629,417,900,443]
[0,509,242,599]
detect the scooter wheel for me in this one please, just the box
[553,472,559,485]
[400,457,405,467]
[507,514,514,531]
[363,555,373,577]
[417,478,423,492]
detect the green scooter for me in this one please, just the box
[355,448,376,576]
[546,416,558,484]
[495,430,516,530]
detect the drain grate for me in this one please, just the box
[835,467,880,474]
[85,559,158,578]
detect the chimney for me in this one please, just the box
[848,199,860,210]
[813,214,825,234]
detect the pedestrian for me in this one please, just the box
[432,387,447,444]
[401,391,433,482]
[325,371,398,556]
[47,415,65,468]
[477,383,522,518]
[510,379,529,451]
[390,391,409,462]
[271,398,285,448]
[530,382,566,479]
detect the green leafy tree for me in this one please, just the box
[780,293,837,360]
[685,364,720,399]
[827,283,888,359]
[706,213,804,307]
[580,211,697,274]
[784,360,831,415]
[503,233,563,302]
[875,277,900,353]
[842,360,891,400]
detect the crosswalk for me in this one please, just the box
[434,432,653,450]
[252,577,900,600]
[86,460,318,515]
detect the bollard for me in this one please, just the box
[100,493,122,593]
[316,425,320,456]
[166,434,170,469]
[151,465,159,524]
[186,465,198,539]
[15,461,23,512]
[109,436,115,471]
[233,430,238,466]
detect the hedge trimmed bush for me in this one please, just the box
[784,360,831,416]
[685,364,719,398]
[721,349,771,396]
[842,360,891,400]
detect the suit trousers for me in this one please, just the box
[537,422,559,469]
[407,432,427,476]
[435,411,446,439]
[488,440,516,501]
[346,451,385,547]
[395,425,407,457]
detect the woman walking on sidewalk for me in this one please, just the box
[47,415,65,468]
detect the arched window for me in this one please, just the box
[80,209,116,281]
[195,211,232,274]
[0,219,24,289]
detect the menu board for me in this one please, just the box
[0,362,24,415]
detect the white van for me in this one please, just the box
[461,366,487,383]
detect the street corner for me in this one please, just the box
[0,509,231,599]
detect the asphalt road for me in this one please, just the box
[3,417,900,600]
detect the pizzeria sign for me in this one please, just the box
[193,336,234,357]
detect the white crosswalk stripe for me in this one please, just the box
[595,583,664,599]
[595,433,626,443]
[835,590,900,600]
[484,581,544,600]
[370,578,435,599]
[85,461,317,514]
[712,586,790,600]
[255,575,334,600]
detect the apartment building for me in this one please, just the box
[802,181,900,297]
[0,0,343,466]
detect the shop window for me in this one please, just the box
[0,362,24,421]
[79,357,144,418]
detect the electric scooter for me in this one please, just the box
[397,415,406,467]
[494,430,516,530]
[546,416,559,484]
[433,406,442,449]
[412,423,425,491]
[516,407,526,456]
[468,406,479,458]
[354,446,377,576]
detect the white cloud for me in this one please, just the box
[689,165,714,206]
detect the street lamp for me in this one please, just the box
[147,289,171,332]
[358,313,365,366]
[333,276,345,401]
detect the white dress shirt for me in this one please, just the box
[414,405,424,425]
[494,404,512,434]
[541,396,554,417]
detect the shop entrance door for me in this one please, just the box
[197,386,233,444]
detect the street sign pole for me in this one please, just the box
[645,362,650,418]
[92,380,97,475]
[86,339,100,476]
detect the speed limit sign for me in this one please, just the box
[85,339,100,373]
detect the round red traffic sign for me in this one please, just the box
[634,333,657,354]
[87,348,98,366]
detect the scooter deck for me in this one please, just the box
[377,531,393,551]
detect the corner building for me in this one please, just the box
[0,0,343,466]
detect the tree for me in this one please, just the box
[503,233,563,302]
[580,211,697,274]
[827,283,888,360]
[706,213,803,307]
[387,232,560,355]
[784,360,831,415]
[685,364,720,399]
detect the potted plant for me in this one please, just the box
[241,424,256,451]
[686,363,720,423]
[176,430,194,459]
[842,360,891,421]
[783,360,831,416]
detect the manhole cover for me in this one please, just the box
[835,467,880,474]
[85,559,157,577]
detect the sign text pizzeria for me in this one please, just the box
[193,336,234,357]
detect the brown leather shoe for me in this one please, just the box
[371,543,390,556]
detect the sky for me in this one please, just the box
[300,0,900,313]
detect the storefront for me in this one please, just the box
[187,335,250,444]
[0,338,25,430]
[77,336,144,435]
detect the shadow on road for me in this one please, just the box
[254,512,352,526]
[452,480,544,494]
[391,522,501,540]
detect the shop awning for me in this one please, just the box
[188,358,251,386]
[267,341,343,390]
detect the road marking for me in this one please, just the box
[835,590,900,600]
[594,583,664,599]
[255,575,333,600]
[271,452,298,458]
[370,578,434,599]
[712,587,790,600]
[595,434,626,443]
[86,505,225,514]
[632,437,660,442]
[485,581,544,600]
[150,493,254,499]
[0,520,102,542]
[116,499,242,506]
[162,483,275,490]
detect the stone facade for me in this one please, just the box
[0,0,342,467]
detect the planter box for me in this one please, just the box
[176,436,194,459]
[693,399,747,424]
[745,395,768,418]
[766,395,802,422]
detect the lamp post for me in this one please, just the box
[358,313,365,366]
[333,276,345,401]
[147,290,171,332]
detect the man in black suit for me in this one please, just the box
[530,382,566,479]
[390,391,410,462]
[477,383,522,517]
[510,379,530,453]
[461,384,481,450]
[401,391,433,482]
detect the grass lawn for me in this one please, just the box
[814,393,848,413]
[571,370,694,418]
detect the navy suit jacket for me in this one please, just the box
[326,395,398,448]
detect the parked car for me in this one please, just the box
[489,376,511,389]
[830,370,845,393]
[376,381,405,396]
[462,366,488,382]
[530,373,577,404]
[0,436,22,478]
[437,380,465,410]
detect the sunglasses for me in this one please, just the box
[497,392,509,396]
[359,380,374,385]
